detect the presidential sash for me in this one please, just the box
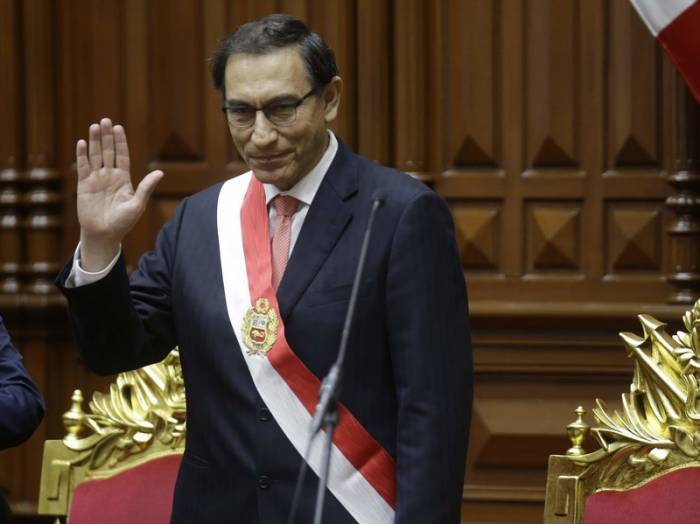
[217,172,396,523]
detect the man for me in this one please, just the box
[0,315,45,522]
[57,14,472,523]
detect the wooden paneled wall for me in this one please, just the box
[1,1,699,522]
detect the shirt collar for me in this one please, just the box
[263,131,338,207]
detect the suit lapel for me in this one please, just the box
[276,141,358,320]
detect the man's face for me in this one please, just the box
[224,46,341,190]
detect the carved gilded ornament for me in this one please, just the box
[565,299,700,491]
[61,349,186,473]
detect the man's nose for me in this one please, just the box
[251,110,277,147]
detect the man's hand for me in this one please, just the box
[76,118,163,272]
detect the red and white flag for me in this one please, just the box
[631,0,700,102]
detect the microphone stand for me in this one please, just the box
[312,404,338,524]
[287,191,384,524]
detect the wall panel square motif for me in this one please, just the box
[451,203,501,271]
[606,201,663,273]
[526,202,581,272]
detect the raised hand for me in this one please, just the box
[76,118,163,271]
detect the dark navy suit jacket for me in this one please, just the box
[0,315,45,521]
[57,141,472,523]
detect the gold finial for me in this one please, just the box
[566,406,589,456]
[62,389,85,442]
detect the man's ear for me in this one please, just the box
[323,76,343,123]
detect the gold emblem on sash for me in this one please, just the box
[242,298,278,356]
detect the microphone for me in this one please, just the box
[288,187,386,524]
[371,189,386,207]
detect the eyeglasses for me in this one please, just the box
[222,86,320,128]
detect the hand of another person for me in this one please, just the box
[76,118,163,271]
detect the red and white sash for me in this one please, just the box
[217,172,396,523]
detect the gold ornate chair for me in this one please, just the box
[38,350,185,524]
[544,300,700,523]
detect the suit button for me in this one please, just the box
[258,475,272,489]
[258,408,271,422]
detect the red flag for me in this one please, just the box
[631,0,700,102]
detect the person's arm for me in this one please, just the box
[386,191,473,523]
[55,117,170,375]
[56,201,184,375]
[0,317,45,449]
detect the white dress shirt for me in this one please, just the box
[66,131,338,288]
[263,130,337,251]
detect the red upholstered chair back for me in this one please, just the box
[38,350,186,523]
[68,454,182,524]
[583,466,700,524]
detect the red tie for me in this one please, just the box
[270,195,300,290]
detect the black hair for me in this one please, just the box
[211,14,338,94]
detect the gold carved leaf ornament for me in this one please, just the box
[61,349,186,472]
[566,300,700,489]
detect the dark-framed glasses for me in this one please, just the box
[222,86,320,128]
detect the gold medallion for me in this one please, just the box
[242,297,278,356]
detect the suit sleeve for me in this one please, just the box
[0,317,45,449]
[386,190,472,523]
[55,200,187,376]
